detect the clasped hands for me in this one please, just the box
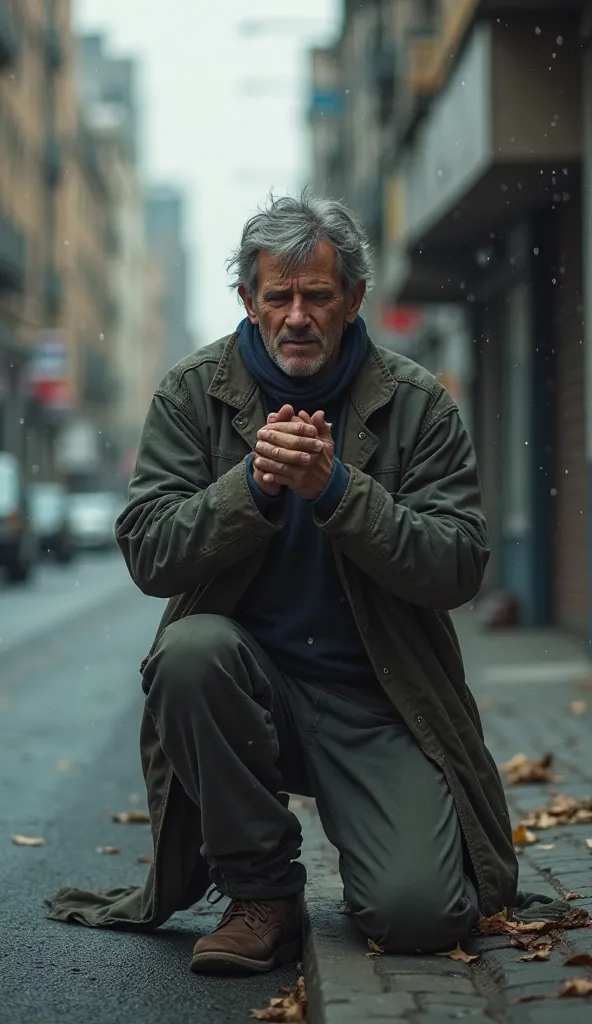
[252,404,334,500]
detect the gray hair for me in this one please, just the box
[227,189,374,298]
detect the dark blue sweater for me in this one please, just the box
[234,404,375,685]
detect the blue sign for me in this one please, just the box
[310,91,342,117]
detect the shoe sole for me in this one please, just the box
[190,938,301,976]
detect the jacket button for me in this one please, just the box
[382,667,389,676]
[416,715,424,726]
[236,418,246,428]
[358,431,366,440]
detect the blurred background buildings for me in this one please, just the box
[3,0,592,645]
[0,0,194,492]
[306,0,592,640]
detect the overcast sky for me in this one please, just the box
[75,0,341,347]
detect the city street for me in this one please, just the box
[0,557,296,1024]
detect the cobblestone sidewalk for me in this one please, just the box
[300,612,592,1023]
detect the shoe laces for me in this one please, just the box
[206,888,271,930]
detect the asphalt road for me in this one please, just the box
[0,556,297,1024]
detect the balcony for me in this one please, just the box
[44,17,64,73]
[0,214,26,293]
[406,31,439,97]
[44,135,63,188]
[0,0,21,71]
[44,264,64,315]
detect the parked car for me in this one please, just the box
[30,482,76,564]
[0,453,37,583]
[68,491,121,551]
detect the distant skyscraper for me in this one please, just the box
[77,34,139,164]
[145,186,195,371]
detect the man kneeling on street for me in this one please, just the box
[47,191,519,974]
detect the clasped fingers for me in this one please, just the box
[254,439,312,468]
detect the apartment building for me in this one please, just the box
[308,0,592,637]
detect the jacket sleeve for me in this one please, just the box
[115,392,283,598]
[316,402,489,609]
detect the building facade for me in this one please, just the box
[308,0,592,638]
[145,185,195,374]
[0,0,77,477]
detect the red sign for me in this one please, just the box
[381,306,423,335]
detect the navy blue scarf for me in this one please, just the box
[237,316,368,415]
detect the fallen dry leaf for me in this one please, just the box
[367,939,384,956]
[435,945,479,964]
[250,977,307,1022]
[512,993,545,1004]
[96,845,121,855]
[112,811,150,824]
[566,892,585,901]
[557,978,592,998]
[503,752,558,786]
[539,844,556,851]
[517,942,553,962]
[512,825,539,846]
[569,700,588,715]
[55,759,75,772]
[564,953,592,967]
[137,854,153,864]
[520,793,592,831]
[11,834,46,847]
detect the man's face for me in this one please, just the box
[239,241,365,377]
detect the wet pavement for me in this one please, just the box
[0,558,297,1024]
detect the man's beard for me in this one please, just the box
[258,324,339,377]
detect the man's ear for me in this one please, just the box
[344,280,366,324]
[238,285,259,324]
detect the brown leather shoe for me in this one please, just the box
[190,897,302,974]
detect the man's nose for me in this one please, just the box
[285,299,310,329]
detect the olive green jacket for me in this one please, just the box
[47,332,518,928]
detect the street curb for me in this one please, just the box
[303,874,349,1024]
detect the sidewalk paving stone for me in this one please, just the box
[300,610,592,1022]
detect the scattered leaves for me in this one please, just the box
[520,793,592,831]
[566,892,585,901]
[55,759,75,772]
[503,753,558,786]
[96,845,121,855]
[11,834,46,847]
[112,810,150,824]
[137,854,153,864]
[564,953,592,967]
[367,939,384,956]
[569,700,588,715]
[539,844,555,851]
[250,977,307,1022]
[435,945,479,964]
[513,993,545,1004]
[478,907,590,938]
[586,839,592,851]
[512,825,539,846]
[557,978,592,998]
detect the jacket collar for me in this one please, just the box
[207,330,399,470]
